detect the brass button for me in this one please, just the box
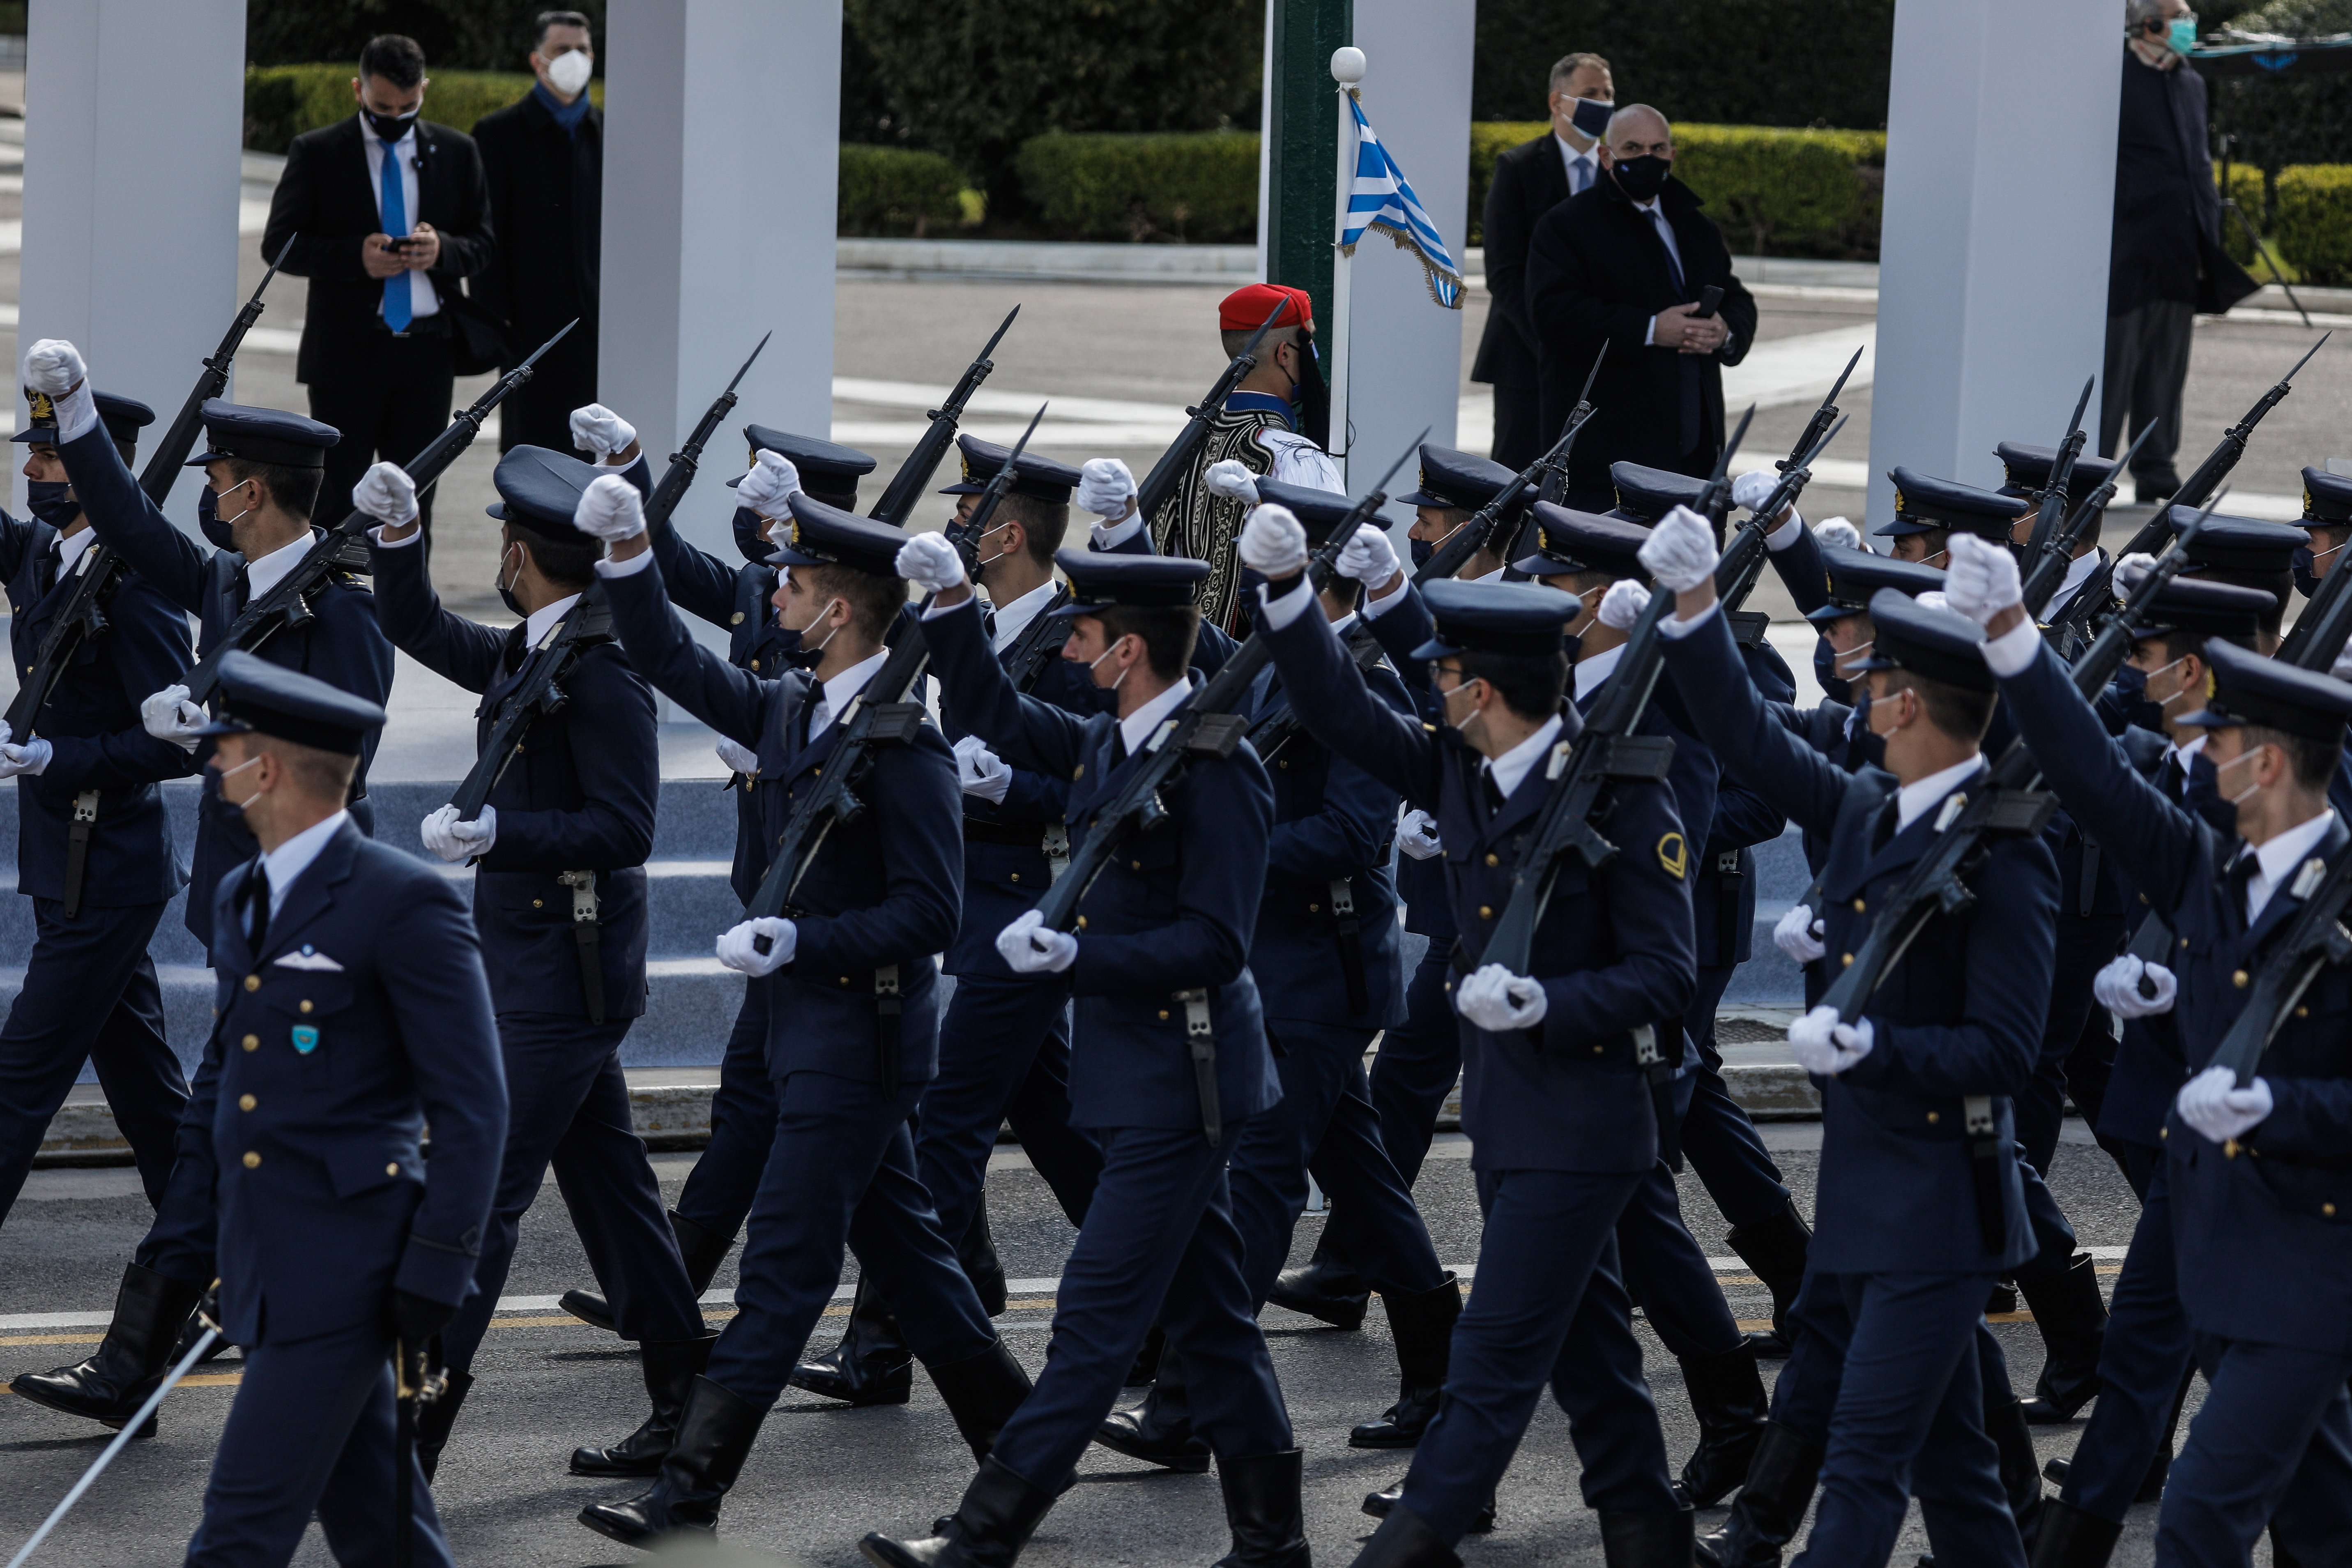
[749,659,761,670]
[533,898,544,908]
[1593,1045,1604,1055]
[1009,873,1020,883]
[1309,902,1321,913]
[2233,969,2250,988]
[1132,860,1141,870]
[2224,1137,2241,1158]
[1852,898,1866,912]
[299,1000,314,1014]
[1077,916,1089,930]
[387,1163,400,1177]
[1926,1111,1940,1124]
[2326,1202,2338,1217]
[1158,1009,1170,1020]
[1485,853,1499,867]
[1841,953,1855,966]
[1278,760,1289,769]
[2297,1006,2310,1018]
[241,1034,259,1053]
[238,1094,256,1112]
[813,767,822,777]
[840,976,851,985]
[242,1151,260,1169]
[2161,1127,2169,1139]
[2180,937,2190,949]
[2139,892,2150,904]
[244,974,260,992]
[1479,905,1494,919]
[731,611,746,625]
[1073,764,1085,778]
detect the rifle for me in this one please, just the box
[2037,417,2163,654]
[1713,412,1853,616]
[1414,350,1604,587]
[2203,843,2352,1088]
[867,306,1020,528]
[1132,298,1290,532]
[183,319,576,703]
[2117,332,2329,562]
[647,330,770,534]
[3,241,297,741]
[2018,377,2094,583]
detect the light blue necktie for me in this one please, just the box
[379,135,412,333]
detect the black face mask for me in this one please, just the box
[494,543,525,617]
[1409,536,1434,571]
[732,506,772,565]
[1610,155,1673,204]
[2184,749,2245,839]
[1570,97,1615,139]
[1843,687,1886,771]
[2108,663,2170,735]
[1293,334,1331,451]
[366,108,419,144]
[2294,545,2326,603]
[25,479,78,530]
[196,484,245,551]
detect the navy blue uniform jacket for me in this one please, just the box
[57,426,394,944]
[603,555,962,1084]
[926,595,1280,1132]
[1664,605,2050,1273]
[198,822,505,1344]
[1263,594,1694,1175]
[368,539,656,1019]
[0,513,195,904]
[1994,639,2352,1354]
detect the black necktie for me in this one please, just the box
[1108,729,1129,771]
[502,624,530,677]
[2159,756,2185,803]
[1482,769,1507,816]
[245,863,272,952]
[1871,799,1900,852]
[2225,850,2260,927]
[1648,208,1687,298]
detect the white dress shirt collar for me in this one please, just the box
[1555,134,1598,192]
[1468,564,1508,585]
[1894,755,1990,834]
[1485,712,1567,802]
[359,120,440,320]
[2238,808,2338,925]
[807,648,891,740]
[258,810,350,921]
[2043,548,2104,619]
[1573,641,1625,703]
[2170,732,2208,771]
[524,592,583,652]
[243,532,315,602]
[1117,676,1193,760]
[51,524,96,577]
[990,578,1063,654]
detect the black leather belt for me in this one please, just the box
[963,818,1047,850]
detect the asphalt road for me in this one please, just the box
[2,1124,2184,1567]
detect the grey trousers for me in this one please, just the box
[2101,298,2195,496]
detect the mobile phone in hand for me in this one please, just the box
[1691,285,1724,320]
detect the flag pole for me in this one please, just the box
[1329,45,1365,486]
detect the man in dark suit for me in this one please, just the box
[259,33,493,546]
[472,10,601,454]
[1471,52,1613,472]
[1524,106,1756,509]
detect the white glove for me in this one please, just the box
[1773,903,1826,965]
[2114,551,2159,597]
[419,803,497,864]
[1916,590,1951,614]
[1597,578,1652,631]
[1732,471,1785,516]
[737,449,802,519]
[1942,533,2022,626]
[1336,524,1400,586]
[1814,517,1862,551]
[351,460,419,528]
[573,472,647,542]
[22,338,85,396]
[1787,1004,1874,1076]
[140,684,206,753]
[896,531,969,594]
[2092,954,2177,1018]
[2175,1064,2275,1144]
[996,909,1078,974]
[568,403,637,463]
[1637,505,1720,593]
[0,735,52,778]
[716,916,797,976]
[1239,503,1309,576]
[715,734,760,776]
[1204,458,1261,505]
[1398,807,1443,861]
[1454,962,1549,1032]
[953,734,1012,804]
[1077,457,1139,519]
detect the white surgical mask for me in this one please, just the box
[546,48,594,97]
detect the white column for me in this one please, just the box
[1331,1,1475,523]
[601,0,840,555]
[19,0,246,518]
[1867,0,2120,520]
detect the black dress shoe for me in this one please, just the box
[1213,1449,1309,1568]
[1350,1275,1460,1449]
[570,1335,716,1477]
[859,1456,1060,1568]
[1363,1479,1494,1534]
[11,1264,206,1433]
[2017,1253,2107,1424]
[578,1376,768,1545]
[1266,1252,1372,1330]
[1356,1503,1465,1567]
[1094,1346,1210,1472]
[562,1209,735,1334]
[793,1273,913,1406]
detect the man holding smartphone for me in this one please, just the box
[259,32,493,553]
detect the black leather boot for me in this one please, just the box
[570,1335,718,1477]
[1351,1275,1460,1449]
[577,1375,769,1544]
[1356,1503,1463,1568]
[793,1271,914,1406]
[1602,1506,1697,1568]
[1211,1449,1310,1568]
[961,1202,1009,1318]
[169,1281,230,1370]
[1095,1341,1211,1471]
[1988,1393,2046,1543]
[560,1209,734,1333]
[416,1369,474,1483]
[859,1455,1061,1568]
[1679,1344,1769,1508]
[1266,1240,1371,1331]
[2027,1499,2122,1568]
[2017,1254,2107,1424]
[1126,1324,1165,1387]
[1363,1480,1494,1534]
[931,1340,1033,1460]
[1696,1422,1822,1568]
[1724,1203,1811,1359]
[11,1264,207,1433]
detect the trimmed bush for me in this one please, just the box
[1468,121,1885,259]
[840,145,968,237]
[1015,131,1260,244]
[243,64,601,154]
[2272,165,2352,284]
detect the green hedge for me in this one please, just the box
[243,64,601,154]
[1015,131,1260,244]
[1468,122,1886,260]
[840,145,967,237]
[2271,165,2352,285]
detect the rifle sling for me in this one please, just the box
[1178,986,1220,1145]
[63,791,99,919]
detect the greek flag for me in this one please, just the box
[1338,93,1464,311]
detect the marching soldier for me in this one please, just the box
[168,652,506,1567]
[349,448,709,1479]
[864,537,1301,1568]
[1872,469,2035,570]
[0,389,196,1226]
[568,478,1030,1545]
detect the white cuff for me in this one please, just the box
[1256,577,1316,632]
[368,524,424,549]
[594,548,658,578]
[1659,599,1720,640]
[1090,513,1147,551]
[1363,576,1410,619]
[1643,317,1657,348]
[52,381,99,445]
[1765,514,1804,552]
[923,593,984,624]
[1982,616,2041,678]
